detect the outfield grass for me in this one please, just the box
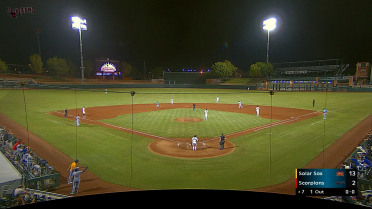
[0,88,371,190]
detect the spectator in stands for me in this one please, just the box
[13,143,23,161]
[356,190,367,205]
[3,128,10,141]
[12,186,28,206]
[32,164,41,177]
[12,138,23,151]
[342,195,356,204]
[349,158,359,170]
[0,131,4,144]
[22,151,33,171]
[343,161,351,169]
[363,157,372,167]
[21,145,27,157]
[365,194,372,205]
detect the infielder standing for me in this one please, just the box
[323,108,327,119]
[204,109,208,120]
[75,115,80,126]
[256,106,260,116]
[238,101,243,108]
[191,135,198,151]
[82,106,86,118]
[64,108,68,118]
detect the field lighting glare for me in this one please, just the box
[263,18,277,31]
[71,16,87,30]
[71,16,87,83]
[263,17,277,63]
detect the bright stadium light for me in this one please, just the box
[263,17,277,63]
[71,16,87,83]
[263,18,277,31]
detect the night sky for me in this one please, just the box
[1,0,371,71]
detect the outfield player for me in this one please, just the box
[191,135,198,151]
[238,101,243,108]
[256,106,260,116]
[76,115,80,126]
[323,108,327,119]
[171,98,174,104]
[216,97,219,103]
[204,109,208,120]
[193,103,196,111]
[70,166,88,195]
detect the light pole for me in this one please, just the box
[71,16,87,83]
[263,18,276,63]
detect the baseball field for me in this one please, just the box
[0,88,371,191]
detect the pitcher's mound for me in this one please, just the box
[148,139,235,159]
[174,117,203,122]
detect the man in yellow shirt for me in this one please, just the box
[67,160,78,184]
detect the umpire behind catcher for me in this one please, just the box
[220,133,225,150]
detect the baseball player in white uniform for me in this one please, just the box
[82,106,86,118]
[171,98,174,104]
[204,109,208,120]
[256,106,260,116]
[191,135,198,151]
[216,97,219,103]
[238,101,243,108]
[75,115,80,126]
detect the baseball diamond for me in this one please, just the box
[0,88,371,194]
[49,103,321,158]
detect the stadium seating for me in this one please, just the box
[0,127,65,207]
[325,130,372,206]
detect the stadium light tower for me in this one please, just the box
[263,17,276,63]
[71,16,87,83]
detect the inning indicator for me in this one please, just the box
[296,169,357,196]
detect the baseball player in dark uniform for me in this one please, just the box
[219,133,225,150]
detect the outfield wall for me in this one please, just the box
[17,83,372,92]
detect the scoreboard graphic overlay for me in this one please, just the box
[296,169,357,196]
